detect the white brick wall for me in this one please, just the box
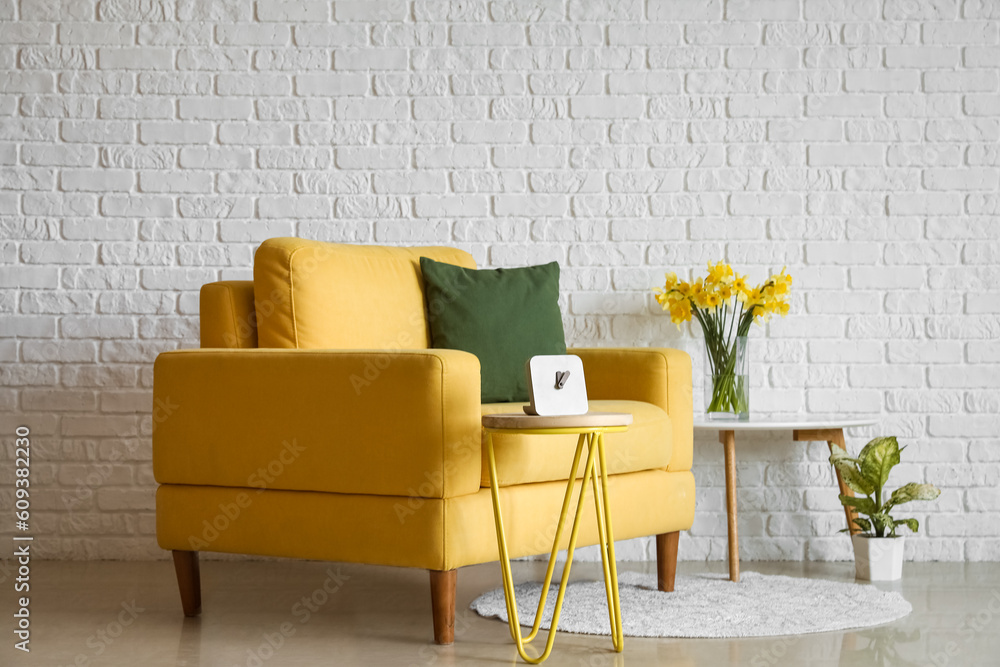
[1,0,998,563]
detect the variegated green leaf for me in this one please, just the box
[858,436,900,492]
[838,494,877,515]
[856,436,888,463]
[830,456,875,496]
[838,467,876,496]
[829,445,876,495]
[829,444,859,467]
[887,482,941,510]
[852,517,872,533]
[895,518,919,533]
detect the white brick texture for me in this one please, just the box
[0,0,997,564]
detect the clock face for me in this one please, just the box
[525,355,589,417]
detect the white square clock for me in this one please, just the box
[523,354,589,416]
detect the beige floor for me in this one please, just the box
[4,558,999,666]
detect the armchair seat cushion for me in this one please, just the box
[481,399,672,488]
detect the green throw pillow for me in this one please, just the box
[419,257,567,403]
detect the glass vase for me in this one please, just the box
[705,335,749,421]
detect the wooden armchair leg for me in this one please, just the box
[656,531,679,593]
[172,550,202,617]
[429,569,457,645]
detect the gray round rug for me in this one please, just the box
[470,571,912,638]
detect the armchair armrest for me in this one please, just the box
[570,347,693,472]
[153,348,482,499]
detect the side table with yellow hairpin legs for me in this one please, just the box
[483,411,633,664]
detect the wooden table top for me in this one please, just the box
[482,411,633,430]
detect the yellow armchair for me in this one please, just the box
[153,238,695,644]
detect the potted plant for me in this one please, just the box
[829,436,940,581]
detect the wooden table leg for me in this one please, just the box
[720,430,739,583]
[793,428,860,535]
[827,429,860,535]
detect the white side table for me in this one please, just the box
[694,417,877,582]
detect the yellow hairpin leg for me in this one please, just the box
[589,437,616,645]
[517,434,588,645]
[486,428,625,664]
[490,433,588,646]
[592,431,624,650]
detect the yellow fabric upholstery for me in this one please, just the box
[252,237,476,350]
[156,469,695,572]
[573,347,693,472]
[153,347,482,499]
[199,281,257,349]
[480,399,671,487]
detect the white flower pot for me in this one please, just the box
[852,534,905,581]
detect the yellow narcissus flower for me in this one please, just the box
[715,281,733,301]
[652,262,792,336]
[669,298,692,325]
[770,267,792,296]
[655,273,689,309]
[742,286,768,320]
[732,273,750,301]
[691,279,711,309]
[705,261,734,286]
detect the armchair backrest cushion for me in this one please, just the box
[253,238,476,350]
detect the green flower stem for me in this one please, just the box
[699,298,756,417]
[705,334,749,416]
